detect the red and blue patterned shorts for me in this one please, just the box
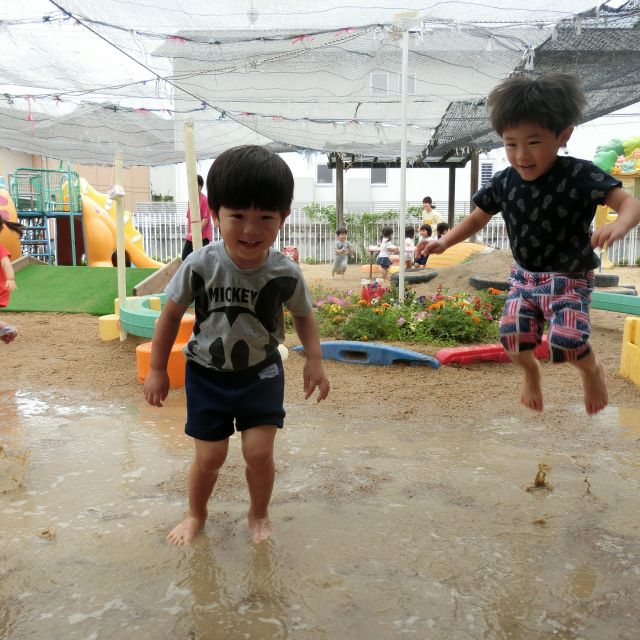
[499,264,594,363]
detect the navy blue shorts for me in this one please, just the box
[377,257,392,268]
[184,358,285,441]
[415,255,427,266]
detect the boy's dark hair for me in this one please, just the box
[207,145,294,216]
[419,223,432,236]
[436,222,450,236]
[381,226,393,239]
[422,196,433,205]
[487,73,586,136]
[196,174,204,188]
[336,227,347,235]
[405,226,415,238]
[0,217,25,237]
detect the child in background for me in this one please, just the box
[331,227,352,278]
[422,196,443,227]
[145,145,330,545]
[181,174,213,260]
[0,217,24,309]
[414,223,432,268]
[376,227,398,281]
[423,73,640,416]
[436,222,450,240]
[404,226,416,270]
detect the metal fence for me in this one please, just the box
[134,201,640,266]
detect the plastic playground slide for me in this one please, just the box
[79,178,161,268]
[0,185,21,260]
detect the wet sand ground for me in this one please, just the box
[1,252,640,638]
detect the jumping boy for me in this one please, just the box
[144,145,330,545]
[423,73,640,415]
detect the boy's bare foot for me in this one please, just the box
[520,360,543,412]
[581,360,608,415]
[167,514,206,545]
[248,514,274,544]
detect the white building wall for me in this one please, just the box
[0,149,37,183]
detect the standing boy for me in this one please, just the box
[423,73,640,415]
[331,227,352,278]
[145,145,330,544]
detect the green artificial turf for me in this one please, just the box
[2,265,158,315]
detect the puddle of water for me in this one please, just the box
[1,390,640,638]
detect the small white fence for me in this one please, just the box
[134,202,640,267]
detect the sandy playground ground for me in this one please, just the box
[2,247,640,423]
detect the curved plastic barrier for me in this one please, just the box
[436,336,549,366]
[292,340,439,368]
[119,294,166,338]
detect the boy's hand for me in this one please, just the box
[6,278,16,292]
[591,220,629,249]
[144,369,170,407]
[303,359,330,403]
[421,240,446,256]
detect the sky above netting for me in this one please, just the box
[0,0,635,166]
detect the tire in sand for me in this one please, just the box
[391,269,438,286]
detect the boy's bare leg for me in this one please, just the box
[571,350,608,415]
[167,437,229,545]
[507,350,544,412]
[241,425,277,543]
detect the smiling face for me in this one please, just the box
[502,122,573,182]
[214,206,286,269]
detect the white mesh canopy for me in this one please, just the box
[0,0,634,166]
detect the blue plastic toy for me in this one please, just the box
[292,340,440,368]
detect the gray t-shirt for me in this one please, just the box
[165,241,313,372]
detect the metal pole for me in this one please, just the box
[398,29,409,301]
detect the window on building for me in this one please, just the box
[316,164,334,185]
[370,71,417,96]
[370,72,388,95]
[371,167,387,185]
[480,162,494,186]
[395,72,417,95]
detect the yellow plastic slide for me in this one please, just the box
[79,179,162,268]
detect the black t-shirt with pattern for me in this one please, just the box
[473,156,621,272]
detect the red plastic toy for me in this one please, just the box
[436,336,549,366]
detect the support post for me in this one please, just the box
[336,153,344,230]
[397,29,409,302]
[114,151,128,341]
[468,150,479,241]
[184,119,202,252]
[448,166,456,228]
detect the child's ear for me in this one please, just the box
[559,125,574,147]
[280,208,291,229]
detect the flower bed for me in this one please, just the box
[287,282,505,345]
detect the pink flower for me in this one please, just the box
[396,317,406,326]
